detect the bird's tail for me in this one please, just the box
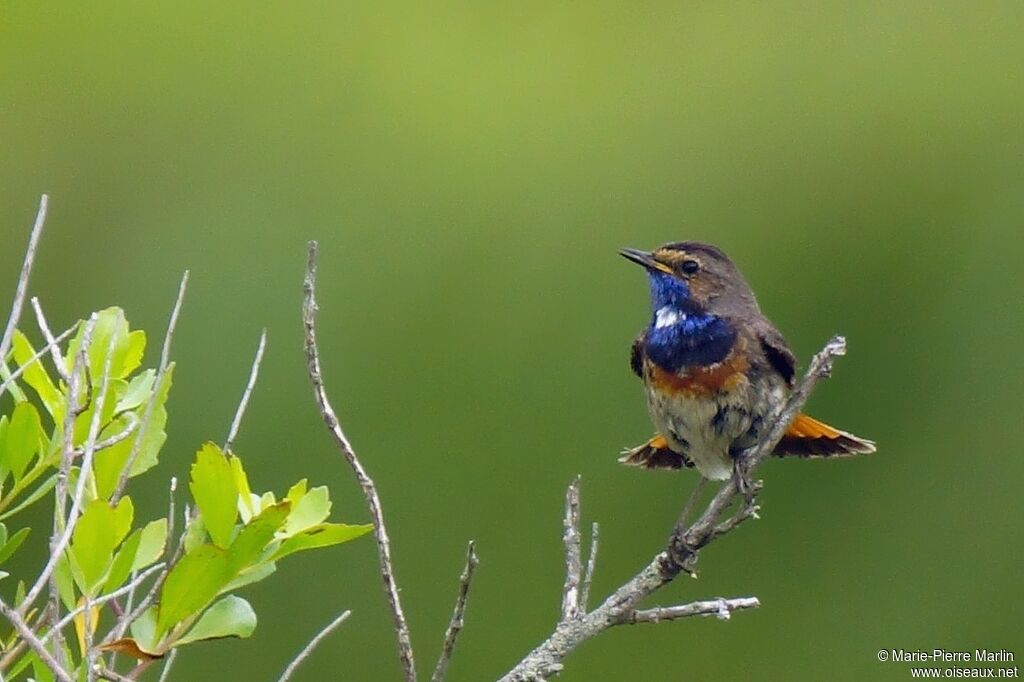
[619,434,694,470]
[773,413,876,458]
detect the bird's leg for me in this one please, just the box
[675,476,708,530]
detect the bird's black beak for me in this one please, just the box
[619,248,673,274]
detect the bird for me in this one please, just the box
[619,241,875,482]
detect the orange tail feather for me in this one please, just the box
[774,413,876,458]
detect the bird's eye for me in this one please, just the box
[680,259,700,275]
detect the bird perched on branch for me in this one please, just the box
[620,242,875,482]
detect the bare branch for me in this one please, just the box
[224,328,267,452]
[579,522,599,612]
[112,270,189,503]
[40,563,165,646]
[277,610,352,682]
[560,476,582,622]
[156,648,178,682]
[430,541,479,682]
[20,315,96,622]
[31,297,73,384]
[0,595,74,682]
[0,322,76,399]
[625,597,760,624]
[0,194,48,364]
[302,241,417,682]
[499,336,850,681]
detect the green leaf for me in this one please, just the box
[174,595,257,646]
[104,529,142,594]
[0,527,30,565]
[272,523,373,562]
[189,443,238,548]
[285,479,307,507]
[226,502,290,575]
[2,402,43,481]
[65,308,144,382]
[128,606,162,655]
[11,331,61,418]
[54,553,76,611]
[94,364,174,498]
[0,474,57,521]
[70,497,134,595]
[157,544,231,636]
[282,485,331,536]
[116,369,155,413]
[229,455,256,523]
[133,519,168,571]
[222,561,276,592]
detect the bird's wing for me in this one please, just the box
[756,322,797,387]
[630,332,646,378]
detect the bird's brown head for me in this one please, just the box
[619,241,758,316]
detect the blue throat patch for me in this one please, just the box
[643,272,736,372]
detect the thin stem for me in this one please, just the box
[112,270,189,503]
[625,597,760,624]
[0,322,76,399]
[277,610,352,682]
[430,541,479,682]
[560,476,582,622]
[302,241,417,682]
[0,596,73,682]
[224,328,267,452]
[579,522,599,612]
[0,194,48,364]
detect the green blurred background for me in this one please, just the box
[2,2,1022,680]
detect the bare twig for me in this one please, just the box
[156,648,178,682]
[31,297,73,384]
[560,477,582,622]
[302,241,417,682]
[579,522,599,612]
[625,597,760,624]
[499,336,850,681]
[224,328,267,452]
[0,323,76,399]
[430,541,479,682]
[20,316,96,622]
[0,595,74,682]
[39,563,165,647]
[277,610,352,682]
[95,666,134,682]
[0,195,47,365]
[112,270,189,503]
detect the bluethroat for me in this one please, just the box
[620,242,875,481]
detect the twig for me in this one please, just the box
[31,297,73,384]
[95,666,134,682]
[498,336,850,681]
[112,270,189,503]
[156,648,178,682]
[277,610,352,682]
[0,596,74,682]
[579,522,599,612]
[625,597,760,624]
[0,195,47,365]
[20,316,96,621]
[430,541,479,682]
[560,477,582,622]
[71,413,138,457]
[0,323,76,399]
[40,563,165,646]
[224,328,267,452]
[302,241,417,682]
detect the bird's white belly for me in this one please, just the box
[645,385,755,480]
